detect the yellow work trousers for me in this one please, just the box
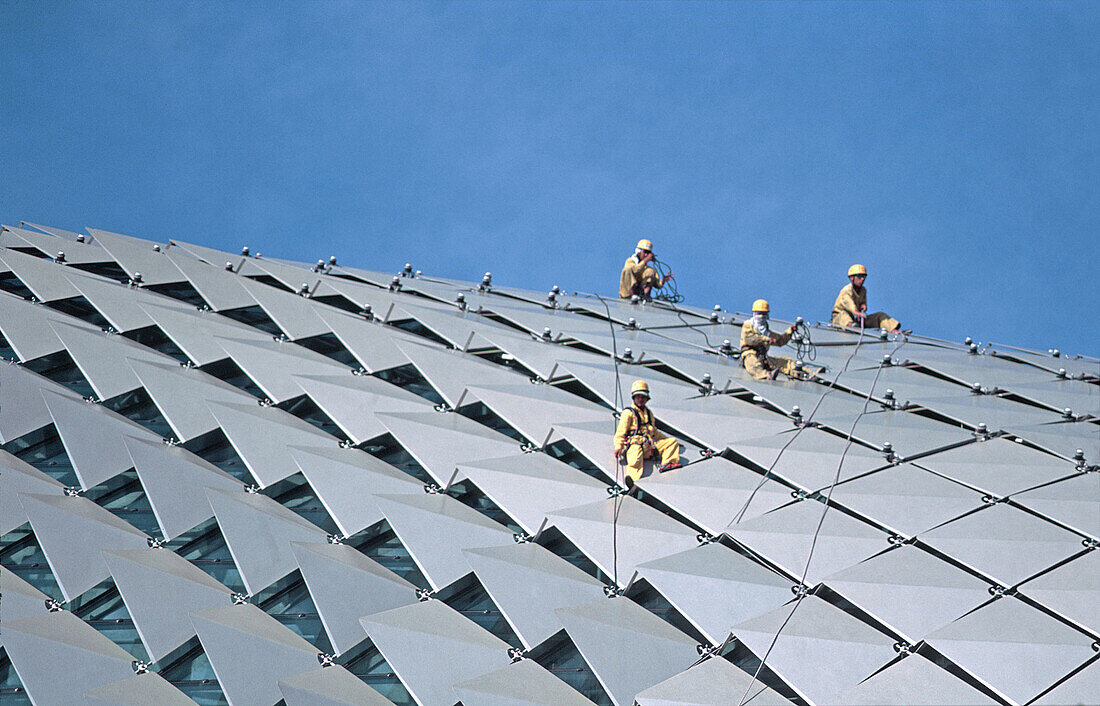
[833,311,899,331]
[742,351,799,381]
[621,438,679,482]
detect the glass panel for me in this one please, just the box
[122,324,192,364]
[0,647,33,706]
[144,281,208,308]
[101,387,175,439]
[69,261,130,284]
[294,331,358,366]
[373,364,444,405]
[362,434,431,484]
[2,425,79,487]
[456,401,530,443]
[44,296,110,329]
[20,351,95,399]
[218,305,283,336]
[440,577,522,649]
[182,430,253,482]
[262,475,339,535]
[347,521,430,590]
[277,395,349,442]
[529,631,612,706]
[166,519,244,592]
[340,640,415,705]
[0,527,63,601]
[198,358,264,398]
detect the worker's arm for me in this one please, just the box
[834,287,859,318]
[771,327,794,347]
[614,410,634,453]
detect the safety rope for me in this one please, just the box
[789,317,817,363]
[590,292,626,591]
[693,321,874,671]
[734,329,908,705]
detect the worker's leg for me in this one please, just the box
[832,311,855,327]
[768,356,800,378]
[623,444,645,483]
[742,352,771,381]
[864,312,899,331]
[654,437,680,469]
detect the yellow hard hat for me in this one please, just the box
[636,239,653,252]
[630,380,650,398]
[848,264,867,277]
[752,299,770,313]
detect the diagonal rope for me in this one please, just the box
[735,332,907,705]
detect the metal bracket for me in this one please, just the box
[44,598,63,612]
[696,643,720,659]
[317,652,336,668]
[423,483,445,495]
[433,402,451,413]
[244,484,261,494]
[697,532,718,545]
[888,534,914,546]
[232,592,249,605]
[981,494,1006,505]
[132,660,150,675]
[892,641,912,657]
[338,438,356,448]
[988,585,1007,598]
[520,441,540,454]
[790,583,811,598]
[603,584,624,599]
[415,588,435,602]
[790,488,809,501]
[147,536,167,549]
[508,647,527,663]
[607,485,629,498]
[327,533,345,545]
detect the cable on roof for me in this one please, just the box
[649,258,683,304]
[589,291,626,592]
[735,327,908,706]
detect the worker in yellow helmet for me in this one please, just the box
[740,299,809,381]
[831,264,901,332]
[613,380,681,487]
[619,239,673,300]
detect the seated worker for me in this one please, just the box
[614,380,681,487]
[619,239,673,300]
[831,264,901,332]
[740,299,807,381]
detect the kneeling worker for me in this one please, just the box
[740,299,805,381]
[614,380,680,487]
[619,239,673,300]
[831,264,901,332]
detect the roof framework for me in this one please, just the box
[0,222,1096,705]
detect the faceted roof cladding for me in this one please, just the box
[0,222,1096,706]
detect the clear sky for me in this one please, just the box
[2,1,1097,356]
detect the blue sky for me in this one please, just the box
[2,1,1096,356]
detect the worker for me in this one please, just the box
[831,264,901,332]
[740,299,809,381]
[614,380,681,487]
[619,239,673,300]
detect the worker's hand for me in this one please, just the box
[614,446,624,459]
[855,310,867,319]
[662,272,674,283]
[859,304,867,313]
[640,251,655,264]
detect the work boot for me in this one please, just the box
[624,475,635,490]
[659,462,681,472]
